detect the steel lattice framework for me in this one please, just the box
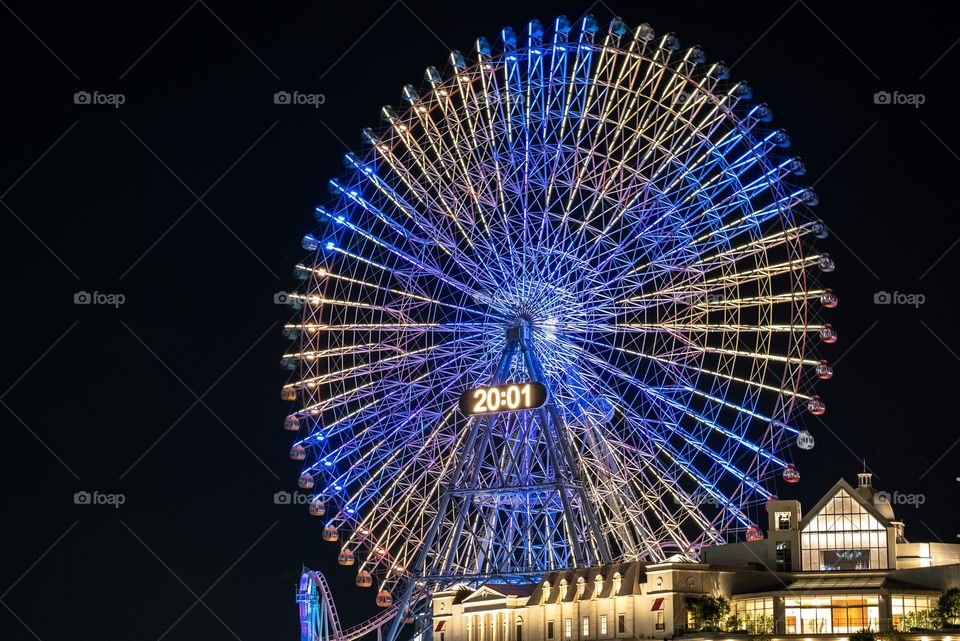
[281,15,835,635]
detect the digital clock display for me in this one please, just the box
[459,382,548,416]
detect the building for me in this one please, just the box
[429,472,960,641]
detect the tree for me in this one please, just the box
[724,613,743,632]
[688,596,731,631]
[939,588,960,626]
[849,629,877,641]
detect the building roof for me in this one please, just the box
[528,562,643,604]
[798,478,894,531]
[786,575,887,590]
[461,583,538,604]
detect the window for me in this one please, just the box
[612,572,622,595]
[577,577,586,598]
[776,511,792,530]
[776,540,792,572]
[733,598,774,635]
[600,615,607,636]
[784,595,880,634]
[543,582,551,602]
[655,611,664,631]
[547,621,555,640]
[516,617,523,641]
[582,617,590,637]
[617,614,625,634]
[800,489,889,570]
[565,619,572,639]
[891,595,939,631]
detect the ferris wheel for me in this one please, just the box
[281,13,833,633]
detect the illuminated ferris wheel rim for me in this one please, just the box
[282,13,834,616]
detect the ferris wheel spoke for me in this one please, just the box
[575,348,776,498]
[295,264,480,316]
[583,331,811,402]
[584,126,796,288]
[578,335,793,465]
[287,333,489,393]
[314,352,488,496]
[315,206,495,301]
[608,402,754,529]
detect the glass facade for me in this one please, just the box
[784,595,880,634]
[733,597,774,634]
[800,489,889,571]
[891,595,939,631]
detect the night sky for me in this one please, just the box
[2,1,959,639]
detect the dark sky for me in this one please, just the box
[2,1,958,639]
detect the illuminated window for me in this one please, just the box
[733,598,774,635]
[577,577,586,598]
[800,489,889,570]
[582,617,590,637]
[612,572,622,595]
[784,595,880,634]
[891,595,939,631]
[600,615,607,636]
[543,581,551,602]
[655,611,664,631]
[775,511,792,530]
[565,619,572,639]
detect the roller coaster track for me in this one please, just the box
[297,569,422,641]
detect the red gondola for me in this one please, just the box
[815,360,833,380]
[807,396,826,415]
[820,324,837,344]
[783,464,801,483]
